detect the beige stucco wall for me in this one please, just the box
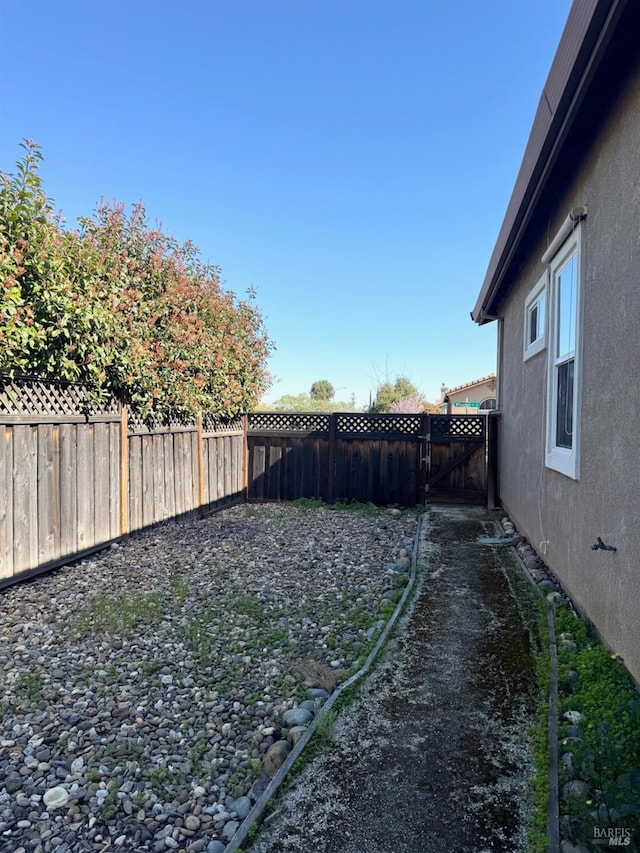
[496,59,640,682]
[441,377,497,413]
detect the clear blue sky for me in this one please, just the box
[0,0,572,408]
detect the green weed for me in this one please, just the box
[14,670,45,704]
[73,591,165,636]
[555,603,640,847]
[184,613,216,664]
[169,575,190,604]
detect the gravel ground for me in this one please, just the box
[0,502,418,853]
[258,506,539,853]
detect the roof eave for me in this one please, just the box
[472,0,626,325]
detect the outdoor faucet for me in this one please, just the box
[591,537,617,552]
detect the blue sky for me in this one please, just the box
[0,0,572,408]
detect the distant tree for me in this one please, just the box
[271,393,313,411]
[310,380,335,401]
[370,376,422,413]
[267,389,358,412]
[390,394,424,414]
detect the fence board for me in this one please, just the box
[234,434,242,500]
[190,432,200,511]
[13,425,39,572]
[205,438,216,503]
[163,434,176,520]
[173,432,185,516]
[76,424,95,550]
[93,422,110,546]
[141,435,154,528]
[128,436,143,533]
[0,427,13,578]
[216,437,225,504]
[202,439,210,505]
[37,424,61,565]
[108,423,120,540]
[222,435,234,496]
[267,444,282,500]
[59,424,77,559]
[152,435,165,524]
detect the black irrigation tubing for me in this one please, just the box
[224,512,424,853]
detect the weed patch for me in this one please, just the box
[555,603,640,849]
[73,591,165,636]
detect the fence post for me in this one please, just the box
[242,414,249,501]
[418,413,429,505]
[196,413,205,509]
[487,411,500,509]
[120,405,129,536]
[327,413,337,504]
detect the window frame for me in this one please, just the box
[545,222,583,480]
[523,273,547,360]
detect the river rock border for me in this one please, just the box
[498,514,597,853]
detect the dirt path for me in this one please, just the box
[259,505,540,853]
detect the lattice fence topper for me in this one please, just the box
[336,413,422,435]
[430,415,486,440]
[202,413,244,434]
[127,407,198,434]
[248,412,331,432]
[0,374,120,417]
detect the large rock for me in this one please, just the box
[562,779,588,799]
[283,707,313,727]
[43,786,70,809]
[221,820,240,841]
[261,740,291,777]
[229,795,252,819]
[287,725,308,745]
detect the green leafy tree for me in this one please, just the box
[310,380,334,401]
[0,140,274,419]
[269,390,357,412]
[370,376,422,413]
[271,393,314,411]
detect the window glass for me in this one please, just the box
[524,275,547,360]
[544,220,582,479]
[556,359,574,448]
[557,255,577,357]
[529,303,539,344]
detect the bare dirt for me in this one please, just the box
[258,504,541,853]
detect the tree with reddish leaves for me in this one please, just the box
[0,141,274,419]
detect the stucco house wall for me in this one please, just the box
[496,43,640,681]
[440,375,496,414]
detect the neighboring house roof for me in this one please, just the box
[472,0,635,324]
[443,374,496,396]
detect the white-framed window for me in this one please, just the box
[523,273,547,360]
[545,222,582,479]
[479,398,497,410]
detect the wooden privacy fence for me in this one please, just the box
[247,411,427,506]
[1,378,500,586]
[247,411,498,508]
[0,376,245,584]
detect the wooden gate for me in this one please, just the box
[246,412,494,506]
[426,415,488,504]
[246,412,427,506]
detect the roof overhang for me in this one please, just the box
[472,0,628,324]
